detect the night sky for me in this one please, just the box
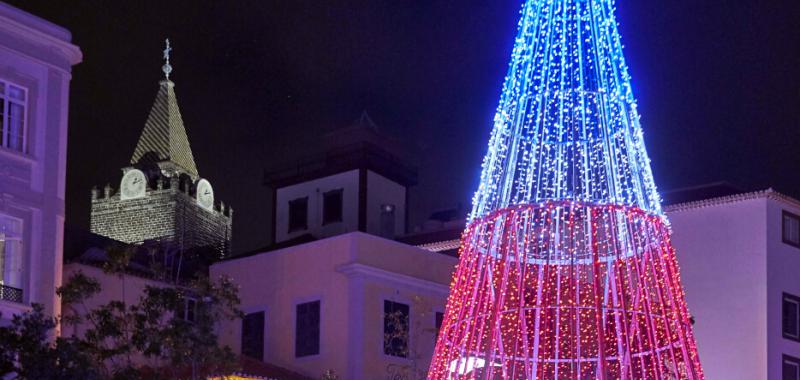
[8,1,800,253]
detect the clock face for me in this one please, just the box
[196,179,214,210]
[120,169,147,200]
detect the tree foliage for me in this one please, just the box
[0,245,243,380]
[0,304,99,379]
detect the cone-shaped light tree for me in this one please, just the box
[428,0,704,379]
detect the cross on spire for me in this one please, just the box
[162,38,173,80]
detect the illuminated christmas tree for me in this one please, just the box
[428,0,704,379]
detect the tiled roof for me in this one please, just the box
[131,80,198,176]
[664,188,800,212]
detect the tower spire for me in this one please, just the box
[129,39,198,177]
[162,38,172,80]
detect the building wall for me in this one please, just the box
[91,185,231,256]
[667,198,768,379]
[174,192,232,255]
[340,235,452,379]
[91,187,178,244]
[274,170,360,243]
[211,232,456,379]
[61,262,162,337]
[0,3,81,322]
[274,170,408,243]
[61,262,181,368]
[212,235,354,378]
[766,198,800,379]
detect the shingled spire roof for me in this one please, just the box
[130,80,198,177]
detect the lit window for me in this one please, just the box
[241,311,265,361]
[288,197,308,232]
[784,354,800,380]
[295,300,320,357]
[0,214,23,303]
[384,300,409,358]
[784,293,800,342]
[0,80,28,153]
[322,189,343,225]
[783,211,800,248]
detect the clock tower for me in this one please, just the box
[89,40,232,257]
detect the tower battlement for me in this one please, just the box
[90,175,233,218]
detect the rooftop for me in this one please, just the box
[664,188,800,213]
[263,141,417,188]
[660,182,744,206]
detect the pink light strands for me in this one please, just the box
[428,0,704,379]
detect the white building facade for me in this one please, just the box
[0,2,81,323]
[666,189,800,380]
[211,232,456,380]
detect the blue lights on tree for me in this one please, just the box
[470,0,662,221]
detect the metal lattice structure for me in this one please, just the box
[428,0,704,378]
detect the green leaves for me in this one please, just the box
[0,304,99,379]
[1,267,243,379]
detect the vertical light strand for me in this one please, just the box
[429,0,704,377]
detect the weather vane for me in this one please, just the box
[162,38,173,80]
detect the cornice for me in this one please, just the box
[0,5,82,67]
[336,262,450,295]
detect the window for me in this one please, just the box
[177,296,197,323]
[295,300,320,357]
[241,311,265,361]
[0,80,28,153]
[322,189,343,225]
[0,215,23,303]
[379,204,396,239]
[288,197,308,232]
[784,354,800,380]
[784,293,800,342]
[435,312,444,337]
[783,211,800,248]
[383,300,409,358]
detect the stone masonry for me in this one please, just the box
[90,177,232,257]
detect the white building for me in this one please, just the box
[666,188,800,380]
[211,231,456,380]
[213,121,454,379]
[265,112,416,244]
[0,2,81,323]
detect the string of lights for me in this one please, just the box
[429,0,704,378]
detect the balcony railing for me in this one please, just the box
[0,284,23,303]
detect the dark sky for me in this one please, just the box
[8,0,800,253]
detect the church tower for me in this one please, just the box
[90,40,232,257]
